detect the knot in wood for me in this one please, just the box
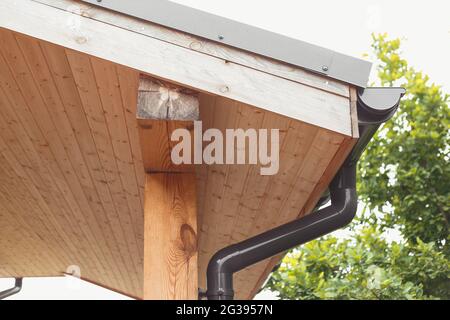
[180,223,197,258]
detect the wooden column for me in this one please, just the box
[137,76,199,300]
[143,173,197,299]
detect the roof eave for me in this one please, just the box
[81,0,372,87]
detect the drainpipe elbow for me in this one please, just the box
[206,246,239,300]
[333,188,358,228]
[327,163,358,228]
[0,278,22,300]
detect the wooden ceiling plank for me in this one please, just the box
[90,57,145,290]
[252,122,320,233]
[0,31,124,290]
[227,114,291,244]
[0,59,108,283]
[39,41,139,291]
[0,133,74,271]
[275,131,346,226]
[0,130,81,276]
[0,217,41,275]
[47,47,142,293]
[116,65,146,211]
[15,34,120,273]
[195,93,217,230]
[0,90,71,254]
[198,101,266,290]
[13,34,130,289]
[15,33,99,216]
[0,168,50,275]
[64,49,141,293]
[302,137,357,218]
[197,97,239,281]
[0,89,107,282]
[0,154,67,274]
[17,36,135,285]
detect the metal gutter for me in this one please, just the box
[205,87,405,300]
[0,278,23,300]
[81,0,372,87]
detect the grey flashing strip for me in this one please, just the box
[81,0,372,87]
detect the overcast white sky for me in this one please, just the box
[1,0,449,300]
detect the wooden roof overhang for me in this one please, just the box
[0,0,402,299]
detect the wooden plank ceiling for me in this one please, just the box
[0,28,356,299]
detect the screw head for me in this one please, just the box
[321,65,329,72]
[218,35,225,41]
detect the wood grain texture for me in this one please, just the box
[0,0,353,136]
[246,135,358,299]
[138,76,199,299]
[0,29,357,299]
[143,173,198,300]
[0,29,143,295]
[34,0,350,98]
[349,86,360,138]
[138,120,196,173]
[195,96,357,299]
[137,76,199,173]
[137,76,199,121]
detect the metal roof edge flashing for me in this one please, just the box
[81,0,372,87]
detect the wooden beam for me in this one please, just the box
[349,86,360,138]
[143,173,198,300]
[137,77,199,121]
[138,76,199,299]
[0,0,353,136]
[137,76,199,173]
[34,0,350,98]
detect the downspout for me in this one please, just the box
[0,278,23,300]
[205,87,405,300]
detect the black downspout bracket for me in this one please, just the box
[205,87,405,300]
[0,278,23,300]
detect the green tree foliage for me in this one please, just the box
[266,34,450,300]
[359,34,449,248]
[268,227,448,300]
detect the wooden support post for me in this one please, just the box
[143,173,198,299]
[137,75,199,300]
